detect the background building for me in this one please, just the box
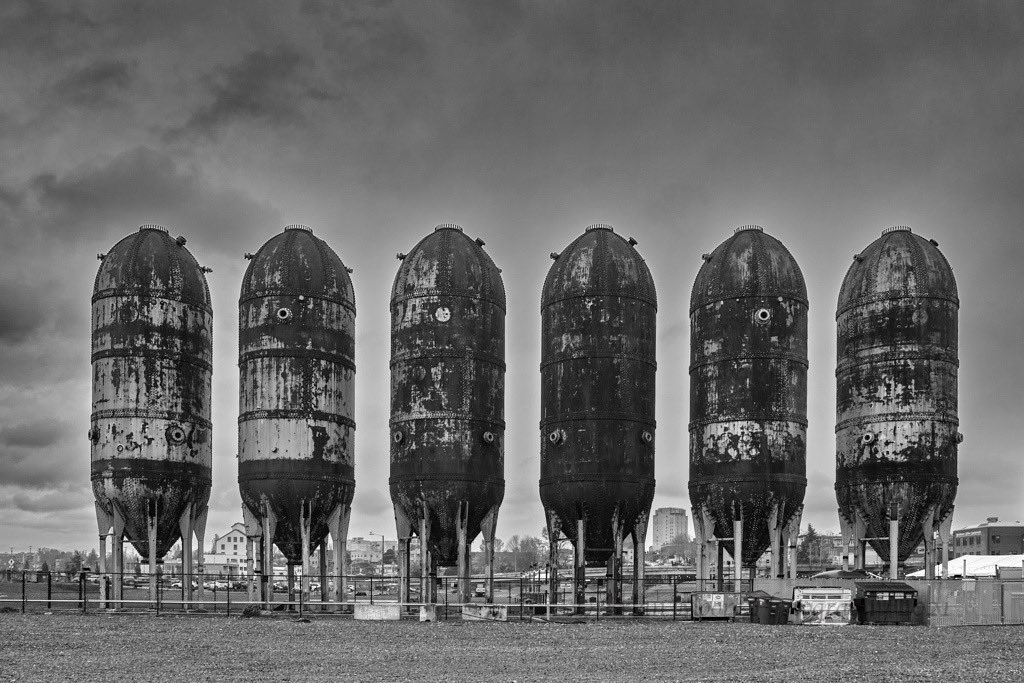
[210,523,247,563]
[953,517,1024,557]
[348,537,398,564]
[652,507,689,550]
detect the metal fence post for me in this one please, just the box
[21,571,26,613]
[672,577,678,621]
[47,572,52,610]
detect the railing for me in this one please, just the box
[13,571,1018,626]
[0,571,736,620]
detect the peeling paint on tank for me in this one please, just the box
[390,226,505,568]
[689,227,808,566]
[540,225,657,564]
[836,227,958,562]
[238,226,356,563]
[90,227,213,559]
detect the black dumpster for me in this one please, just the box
[745,592,772,624]
[853,581,918,625]
[769,599,792,624]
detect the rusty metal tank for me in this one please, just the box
[689,226,807,567]
[238,225,355,564]
[389,224,505,567]
[90,225,212,559]
[836,226,959,563]
[539,224,657,564]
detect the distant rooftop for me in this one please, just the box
[956,517,1024,531]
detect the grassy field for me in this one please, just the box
[1,612,1022,682]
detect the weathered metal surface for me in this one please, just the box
[389,224,505,567]
[689,226,808,567]
[90,225,212,559]
[836,226,958,563]
[238,225,355,564]
[539,224,656,564]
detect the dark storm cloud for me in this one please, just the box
[165,46,316,141]
[306,1,428,79]
[0,445,78,488]
[52,59,137,107]
[8,488,89,514]
[0,277,49,343]
[0,420,66,449]
[26,146,279,249]
[0,0,96,55]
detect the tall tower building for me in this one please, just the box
[652,508,690,549]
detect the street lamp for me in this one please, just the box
[368,532,385,577]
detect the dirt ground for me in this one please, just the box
[1,613,1022,682]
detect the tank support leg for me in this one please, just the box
[95,501,112,609]
[768,504,783,578]
[481,504,498,603]
[693,505,715,589]
[98,533,109,608]
[546,510,561,608]
[607,510,622,614]
[456,500,470,604]
[179,502,194,609]
[785,506,802,581]
[632,514,648,615]
[733,518,743,593]
[889,502,900,580]
[393,505,413,609]
[242,505,262,603]
[420,503,434,605]
[940,515,953,579]
[287,564,296,607]
[839,512,853,572]
[850,513,867,571]
[922,508,937,580]
[112,504,126,608]
[938,513,953,579]
[319,541,328,608]
[300,500,312,606]
[147,499,159,607]
[328,504,350,609]
[575,517,586,614]
[261,499,277,607]
[195,505,208,606]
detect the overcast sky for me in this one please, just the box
[1,1,1022,555]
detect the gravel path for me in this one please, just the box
[2,613,1022,682]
